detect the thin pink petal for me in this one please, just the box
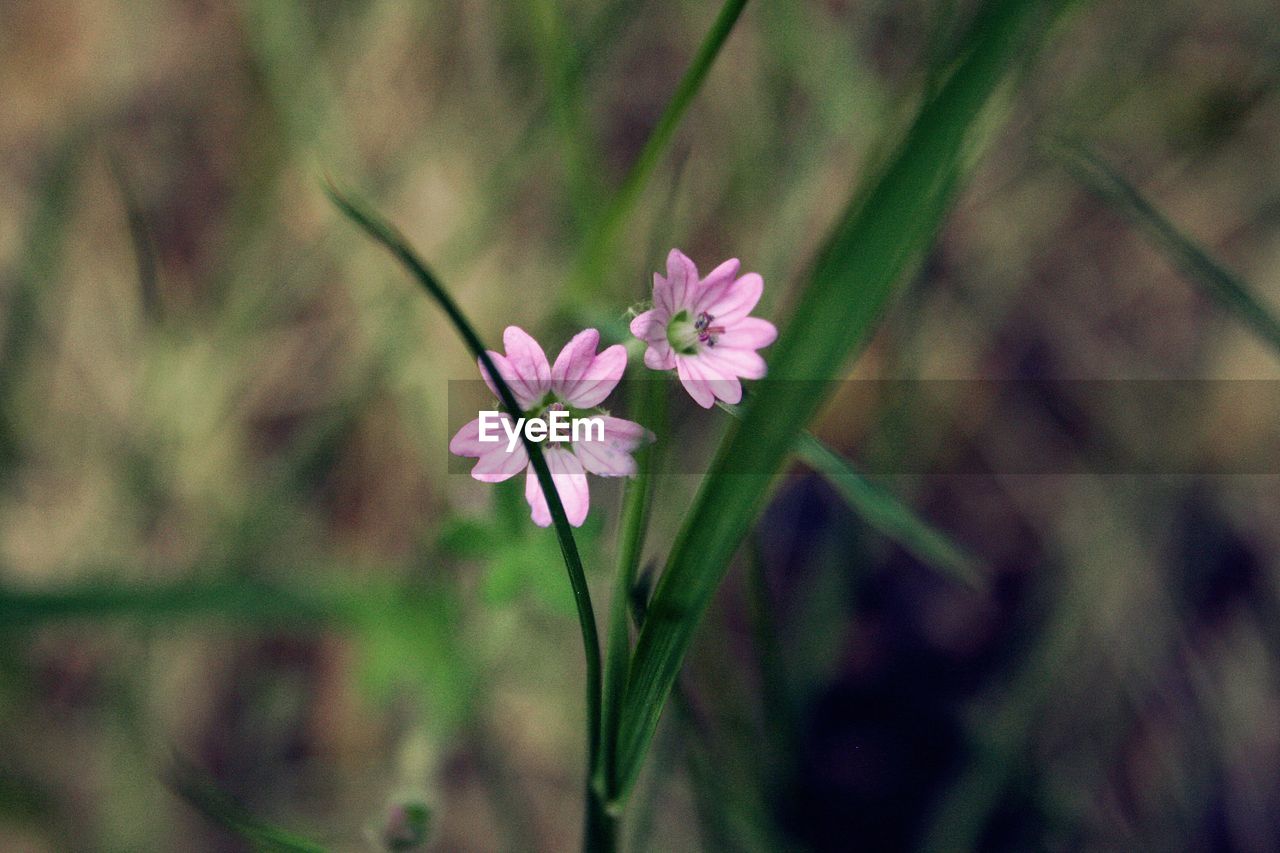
[478,352,517,403]
[525,448,590,527]
[551,328,600,389]
[449,418,487,457]
[629,309,668,344]
[573,416,653,478]
[676,357,716,408]
[680,354,740,405]
[692,258,740,304]
[698,272,763,324]
[653,272,675,316]
[560,344,626,408]
[501,325,552,405]
[665,249,699,310]
[472,441,529,483]
[702,346,767,380]
[644,340,676,370]
[716,317,776,351]
[714,376,744,404]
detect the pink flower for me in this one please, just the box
[629,249,777,408]
[449,326,653,528]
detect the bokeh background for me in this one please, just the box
[4,0,1280,850]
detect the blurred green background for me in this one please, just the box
[3,0,1280,849]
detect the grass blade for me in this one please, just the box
[599,379,665,803]
[612,0,1075,798]
[322,184,606,846]
[169,758,327,853]
[570,0,751,298]
[0,579,342,627]
[1054,141,1280,358]
[793,431,983,587]
[718,401,983,587]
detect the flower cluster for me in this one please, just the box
[451,249,776,526]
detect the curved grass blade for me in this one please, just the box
[0,579,344,627]
[322,184,606,845]
[793,431,982,587]
[717,401,983,587]
[570,0,751,298]
[1053,140,1280,358]
[599,378,665,805]
[169,757,326,853]
[612,0,1076,799]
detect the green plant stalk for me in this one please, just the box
[599,378,666,813]
[570,0,751,298]
[612,0,1074,799]
[1053,140,1280,358]
[324,185,605,849]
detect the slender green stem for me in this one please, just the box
[600,377,665,814]
[570,0,751,298]
[324,185,604,850]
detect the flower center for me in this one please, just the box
[667,310,724,354]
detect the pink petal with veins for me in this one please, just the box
[552,331,626,408]
[716,317,777,350]
[573,416,653,477]
[525,447,590,527]
[699,272,763,324]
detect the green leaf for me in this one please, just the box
[611,0,1076,799]
[1053,140,1280,358]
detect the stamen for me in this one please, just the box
[695,312,725,346]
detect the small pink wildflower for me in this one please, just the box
[629,249,777,408]
[449,326,653,528]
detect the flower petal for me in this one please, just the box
[665,249,699,311]
[525,447,590,527]
[450,417,491,457]
[471,440,529,483]
[702,346,767,380]
[573,416,653,477]
[643,339,676,370]
[552,328,600,388]
[675,357,716,408]
[552,330,627,408]
[478,352,515,402]
[716,317,777,351]
[501,325,552,406]
[692,257,739,304]
[629,308,668,344]
[653,272,675,316]
[698,272,763,324]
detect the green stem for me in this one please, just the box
[599,378,665,817]
[324,185,604,851]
